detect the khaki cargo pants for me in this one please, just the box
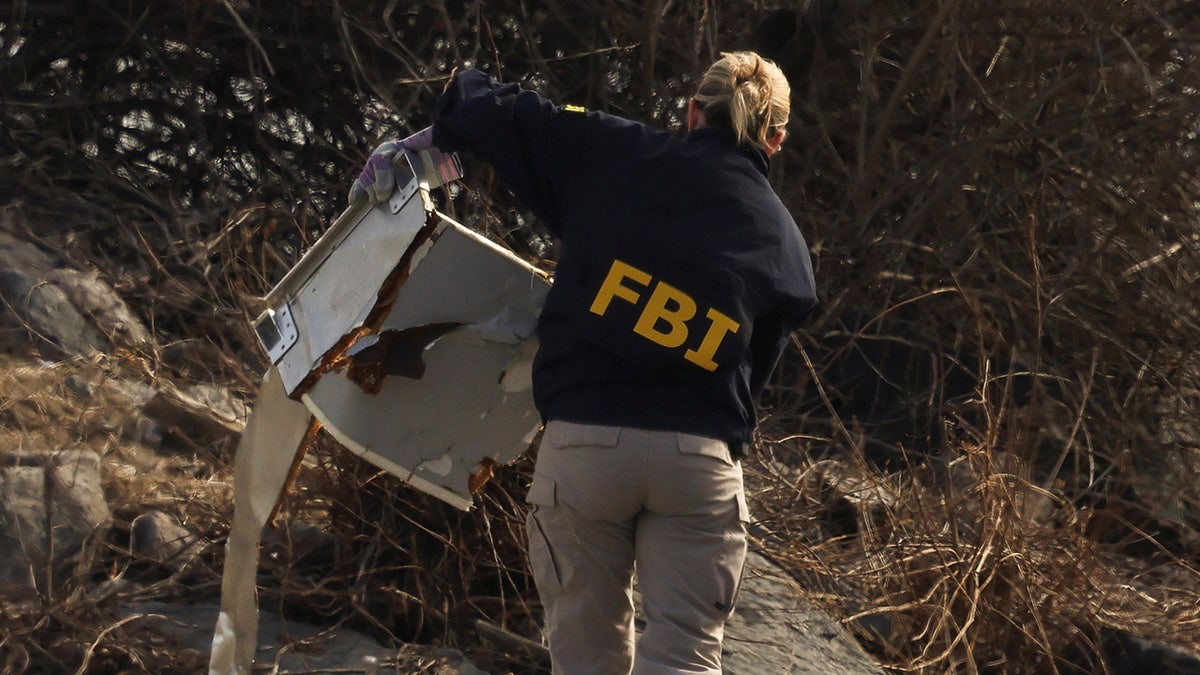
[525,421,749,675]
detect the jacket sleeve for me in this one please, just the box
[431,68,578,234]
[748,294,816,397]
[748,308,792,398]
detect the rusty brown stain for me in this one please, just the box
[346,322,463,394]
[292,210,444,398]
[468,456,497,494]
[266,416,322,529]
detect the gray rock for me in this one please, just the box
[0,449,112,599]
[143,380,248,446]
[65,372,95,397]
[629,547,883,674]
[131,510,203,572]
[722,550,884,674]
[121,602,483,673]
[48,265,151,349]
[0,232,149,355]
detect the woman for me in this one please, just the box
[357,51,817,674]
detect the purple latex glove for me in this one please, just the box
[349,126,434,204]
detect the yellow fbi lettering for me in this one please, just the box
[588,259,740,371]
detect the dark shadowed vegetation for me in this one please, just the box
[1,1,1198,672]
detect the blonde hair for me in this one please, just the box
[692,51,790,151]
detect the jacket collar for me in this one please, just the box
[685,127,770,177]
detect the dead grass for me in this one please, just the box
[749,412,1200,674]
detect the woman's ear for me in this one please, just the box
[765,128,787,156]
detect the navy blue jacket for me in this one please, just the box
[432,68,817,448]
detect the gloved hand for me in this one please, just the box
[349,126,434,204]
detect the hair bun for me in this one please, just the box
[694,51,791,151]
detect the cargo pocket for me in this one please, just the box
[722,540,749,617]
[525,478,563,592]
[735,490,750,523]
[717,501,751,617]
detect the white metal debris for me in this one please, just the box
[209,150,550,674]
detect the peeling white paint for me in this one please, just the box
[416,454,454,476]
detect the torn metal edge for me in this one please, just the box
[302,392,474,511]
